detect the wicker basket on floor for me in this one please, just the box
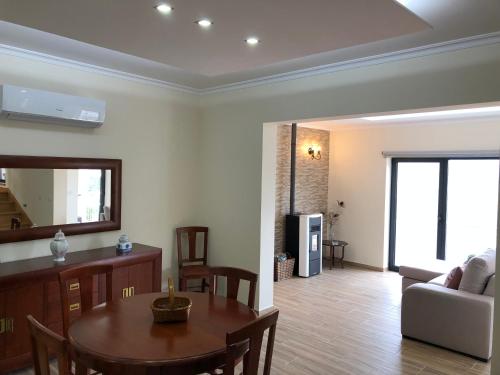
[274,255,295,282]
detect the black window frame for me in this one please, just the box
[388,156,499,272]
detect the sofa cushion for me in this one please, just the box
[483,274,496,297]
[428,274,448,287]
[443,266,463,290]
[459,249,496,294]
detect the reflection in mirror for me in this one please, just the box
[0,168,112,231]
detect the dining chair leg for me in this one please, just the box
[180,278,188,292]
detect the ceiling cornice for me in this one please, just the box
[1,31,500,96]
[0,43,198,94]
[199,31,500,95]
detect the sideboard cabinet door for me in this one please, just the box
[4,284,44,359]
[0,292,5,360]
[112,267,130,300]
[128,262,154,296]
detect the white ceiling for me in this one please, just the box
[300,104,500,131]
[0,0,500,90]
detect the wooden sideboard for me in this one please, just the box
[0,243,162,373]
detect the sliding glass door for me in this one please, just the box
[389,158,499,271]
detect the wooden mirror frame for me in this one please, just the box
[0,155,121,244]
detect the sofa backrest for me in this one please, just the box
[459,249,496,295]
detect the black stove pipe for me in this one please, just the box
[290,123,297,215]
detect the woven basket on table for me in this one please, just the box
[274,257,295,282]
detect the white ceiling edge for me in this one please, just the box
[0,43,197,94]
[1,31,500,96]
[201,31,500,95]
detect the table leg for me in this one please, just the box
[330,246,334,270]
[340,246,345,269]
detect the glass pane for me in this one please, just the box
[445,160,499,264]
[394,162,440,267]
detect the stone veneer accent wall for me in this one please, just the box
[274,125,330,255]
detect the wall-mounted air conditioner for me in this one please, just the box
[0,84,105,128]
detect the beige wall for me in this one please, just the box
[0,53,200,287]
[199,42,500,311]
[274,125,329,254]
[6,168,54,226]
[2,37,500,370]
[327,119,500,270]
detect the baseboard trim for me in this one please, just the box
[342,260,386,272]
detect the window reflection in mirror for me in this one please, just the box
[0,168,112,231]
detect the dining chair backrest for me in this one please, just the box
[58,264,113,336]
[27,315,70,375]
[225,309,279,375]
[209,267,258,309]
[176,226,208,267]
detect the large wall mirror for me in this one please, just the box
[0,155,121,243]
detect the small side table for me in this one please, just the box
[322,240,348,270]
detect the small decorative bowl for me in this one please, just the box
[151,296,192,323]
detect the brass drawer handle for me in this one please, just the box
[5,318,14,333]
[69,303,80,311]
[122,288,128,299]
[129,286,134,296]
[69,282,80,291]
[0,318,5,334]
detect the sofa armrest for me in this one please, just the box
[401,283,494,360]
[399,265,446,283]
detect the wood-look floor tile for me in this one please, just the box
[8,266,491,375]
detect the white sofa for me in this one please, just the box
[400,250,495,360]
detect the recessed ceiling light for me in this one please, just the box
[197,19,213,28]
[245,37,260,45]
[155,4,173,14]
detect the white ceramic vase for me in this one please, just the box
[50,230,69,262]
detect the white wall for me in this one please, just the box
[327,119,500,270]
[199,43,500,311]
[53,169,67,225]
[0,52,200,286]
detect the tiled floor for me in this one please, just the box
[270,266,490,375]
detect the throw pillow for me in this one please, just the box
[459,249,496,294]
[444,266,463,290]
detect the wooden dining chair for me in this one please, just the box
[176,226,210,292]
[209,267,258,309]
[58,264,113,337]
[27,314,70,375]
[224,309,279,375]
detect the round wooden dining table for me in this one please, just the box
[68,292,258,375]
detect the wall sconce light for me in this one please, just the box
[308,146,321,160]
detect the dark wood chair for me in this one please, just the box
[58,264,113,337]
[224,309,279,375]
[176,226,210,292]
[208,267,258,309]
[27,314,70,375]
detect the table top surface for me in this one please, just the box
[68,292,257,366]
[322,240,348,246]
